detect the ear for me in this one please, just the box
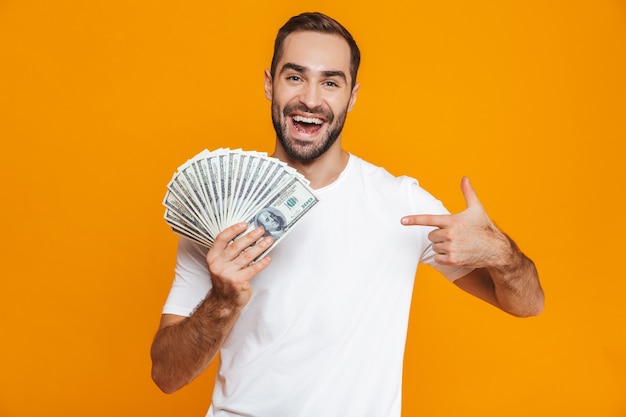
[347,82,360,112]
[264,69,273,101]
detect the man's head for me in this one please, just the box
[265,12,361,162]
[270,12,361,89]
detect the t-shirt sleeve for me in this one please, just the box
[161,237,212,317]
[404,177,473,282]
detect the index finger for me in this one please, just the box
[213,222,250,248]
[401,214,452,228]
[208,222,269,263]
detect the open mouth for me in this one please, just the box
[292,114,324,135]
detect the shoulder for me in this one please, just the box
[350,154,422,193]
[350,154,448,215]
[350,155,415,185]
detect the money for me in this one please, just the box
[163,148,320,260]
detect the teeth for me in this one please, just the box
[293,115,323,124]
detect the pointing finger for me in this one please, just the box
[401,213,451,228]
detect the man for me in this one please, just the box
[151,12,544,416]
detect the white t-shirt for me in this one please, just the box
[162,155,471,417]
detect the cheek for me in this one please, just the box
[329,94,354,114]
[272,83,298,103]
[274,95,298,116]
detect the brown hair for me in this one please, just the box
[270,12,361,88]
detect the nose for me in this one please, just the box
[299,83,323,110]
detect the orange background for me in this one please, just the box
[1,1,625,416]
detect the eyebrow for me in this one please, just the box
[279,62,347,83]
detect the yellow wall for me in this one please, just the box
[1,1,624,416]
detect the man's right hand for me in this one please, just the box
[151,223,273,394]
[206,222,274,309]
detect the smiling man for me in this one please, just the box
[267,30,357,166]
[151,12,544,417]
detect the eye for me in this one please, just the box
[324,81,339,88]
[287,75,302,82]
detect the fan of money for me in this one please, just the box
[163,148,319,259]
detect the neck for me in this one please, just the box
[272,142,349,189]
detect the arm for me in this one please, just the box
[150,223,274,393]
[401,177,544,317]
[452,238,543,317]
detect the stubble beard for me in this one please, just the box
[271,101,348,162]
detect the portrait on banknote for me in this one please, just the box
[254,207,287,239]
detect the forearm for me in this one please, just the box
[487,234,544,317]
[150,291,241,394]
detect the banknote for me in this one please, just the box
[163,148,319,259]
[240,175,319,261]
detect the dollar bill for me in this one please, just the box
[241,174,319,261]
[163,148,319,257]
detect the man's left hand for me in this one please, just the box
[401,176,512,268]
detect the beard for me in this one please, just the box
[271,101,348,162]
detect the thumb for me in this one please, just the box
[461,176,482,209]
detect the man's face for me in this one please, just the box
[258,211,280,231]
[265,31,359,162]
